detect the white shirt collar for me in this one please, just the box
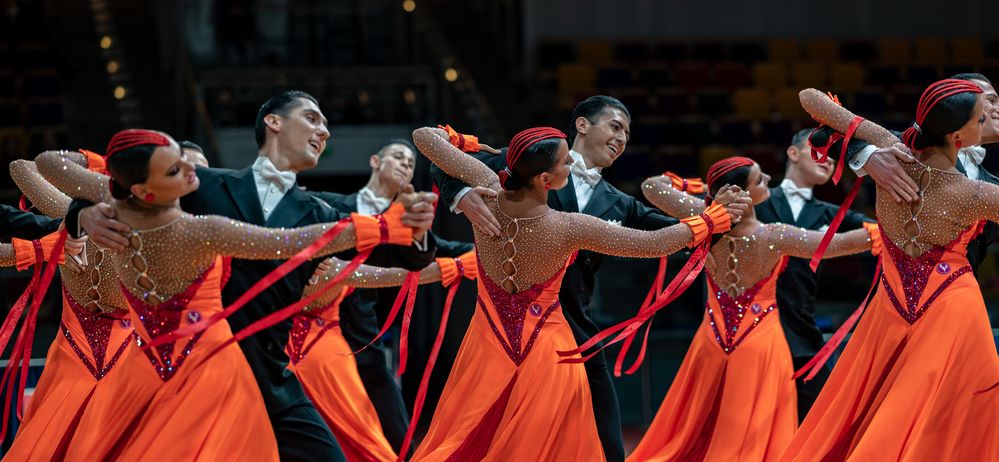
[569,150,602,174]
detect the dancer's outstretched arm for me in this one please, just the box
[764,222,876,259]
[800,89,900,149]
[34,150,112,204]
[413,127,502,192]
[10,160,71,218]
[641,176,746,218]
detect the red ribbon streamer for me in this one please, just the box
[794,257,882,382]
[397,279,462,460]
[808,177,864,272]
[396,274,421,376]
[144,218,354,349]
[831,116,864,185]
[350,272,421,363]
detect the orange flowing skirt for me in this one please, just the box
[412,276,604,461]
[4,291,134,462]
[287,312,397,462]
[65,258,278,461]
[628,292,796,461]
[780,233,999,461]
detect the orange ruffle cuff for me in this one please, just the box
[436,250,478,287]
[862,221,882,256]
[80,149,107,173]
[352,202,413,252]
[12,233,66,270]
[438,124,481,152]
[663,171,705,194]
[680,204,731,248]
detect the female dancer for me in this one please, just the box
[289,250,475,462]
[626,157,877,461]
[3,155,137,462]
[410,125,747,461]
[780,80,999,460]
[32,129,414,460]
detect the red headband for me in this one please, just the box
[902,79,983,149]
[105,129,171,159]
[498,127,567,188]
[706,156,755,196]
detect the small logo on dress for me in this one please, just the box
[185,311,202,324]
[315,318,326,327]
[119,319,131,329]
[936,262,951,275]
[750,303,762,314]
[529,303,543,317]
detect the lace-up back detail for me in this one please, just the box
[708,224,810,296]
[876,162,992,258]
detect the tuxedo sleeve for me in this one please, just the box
[622,195,679,231]
[63,199,96,239]
[434,235,474,258]
[0,204,62,240]
[429,149,508,207]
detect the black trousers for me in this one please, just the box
[271,402,346,462]
[566,315,625,462]
[792,356,832,423]
[356,360,411,453]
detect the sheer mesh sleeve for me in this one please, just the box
[303,258,443,309]
[800,88,900,148]
[0,243,13,267]
[564,212,694,259]
[968,181,999,225]
[196,214,360,261]
[34,150,112,203]
[641,175,706,218]
[10,160,71,218]
[761,223,872,259]
[413,127,502,192]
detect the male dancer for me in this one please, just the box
[432,95,677,462]
[70,90,439,462]
[312,138,471,453]
[755,129,871,420]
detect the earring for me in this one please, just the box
[544,181,551,190]
[143,193,155,202]
[956,140,962,149]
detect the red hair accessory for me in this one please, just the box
[500,127,566,190]
[902,79,983,149]
[705,156,754,199]
[104,129,172,194]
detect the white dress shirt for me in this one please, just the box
[567,150,602,212]
[448,150,603,213]
[252,156,296,220]
[779,178,813,222]
[356,186,392,215]
[958,146,986,180]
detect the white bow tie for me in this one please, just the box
[358,188,391,214]
[258,160,297,192]
[962,146,987,165]
[570,159,602,187]
[783,184,813,201]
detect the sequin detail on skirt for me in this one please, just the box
[61,287,131,380]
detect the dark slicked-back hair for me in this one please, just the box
[254,90,319,147]
[178,140,204,153]
[375,138,417,158]
[570,95,631,142]
[951,72,992,86]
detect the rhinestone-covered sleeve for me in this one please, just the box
[9,160,71,218]
[303,258,442,308]
[197,214,361,261]
[641,175,706,218]
[969,180,999,224]
[800,88,900,148]
[34,150,112,203]
[565,211,693,258]
[764,223,871,259]
[412,127,502,191]
[0,243,13,267]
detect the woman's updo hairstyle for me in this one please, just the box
[497,127,567,191]
[901,79,983,151]
[104,129,172,200]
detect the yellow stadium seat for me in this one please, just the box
[733,88,771,119]
[805,39,839,63]
[791,61,827,88]
[878,38,912,65]
[768,39,800,63]
[830,63,866,93]
[753,62,788,90]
